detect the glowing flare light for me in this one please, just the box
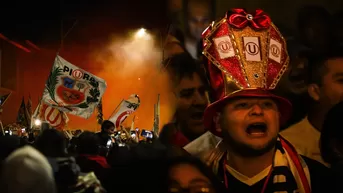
[136,28,147,38]
[34,119,42,126]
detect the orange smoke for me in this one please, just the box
[67,30,176,132]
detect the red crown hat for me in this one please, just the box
[202,9,292,136]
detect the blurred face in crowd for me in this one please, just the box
[187,1,211,40]
[169,163,215,193]
[301,18,330,48]
[168,0,182,12]
[174,72,209,139]
[215,98,280,157]
[282,56,308,94]
[310,58,343,112]
[105,126,115,135]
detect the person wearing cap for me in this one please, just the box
[185,9,331,193]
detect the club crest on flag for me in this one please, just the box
[40,102,69,129]
[42,55,107,119]
[32,100,69,130]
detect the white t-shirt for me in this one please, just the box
[225,164,272,186]
[281,117,327,166]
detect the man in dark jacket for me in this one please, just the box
[76,131,110,183]
[96,120,115,147]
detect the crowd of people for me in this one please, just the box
[1,2,343,193]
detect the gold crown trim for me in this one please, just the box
[203,18,246,89]
[268,23,289,89]
[203,19,289,90]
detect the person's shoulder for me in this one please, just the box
[280,118,311,144]
[302,155,329,172]
[302,156,334,193]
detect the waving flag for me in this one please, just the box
[25,95,33,127]
[109,94,140,129]
[32,100,69,130]
[0,92,11,107]
[42,55,107,118]
[16,97,29,127]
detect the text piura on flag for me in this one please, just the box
[42,55,107,119]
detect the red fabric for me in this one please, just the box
[228,8,271,29]
[171,130,190,147]
[79,155,110,168]
[279,136,311,193]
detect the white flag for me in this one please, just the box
[243,37,261,62]
[213,36,235,59]
[269,39,282,63]
[42,55,107,119]
[109,94,140,129]
[184,131,222,156]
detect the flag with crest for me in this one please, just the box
[109,94,140,129]
[42,55,107,119]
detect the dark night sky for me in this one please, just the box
[0,0,169,45]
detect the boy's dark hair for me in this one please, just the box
[162,156,227,192]
[101,120,115,131]
[35,129,67,157]
[169,25,185,46]
[307,47,343,85]
[77,131,101,155]
[183,0,216,29]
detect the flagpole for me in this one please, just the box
[0,120,4,136]
[108,99,124,119]
[0,92,12,135]
[156,94,160,136]
[31,98,42,129]
[57,0,78,54]
[60,0,63,52]
[131,115,136,130]
[0,109,4,136]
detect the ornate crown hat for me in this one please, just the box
[202,9,292,135]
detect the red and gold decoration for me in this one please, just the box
[202,8,291,135]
